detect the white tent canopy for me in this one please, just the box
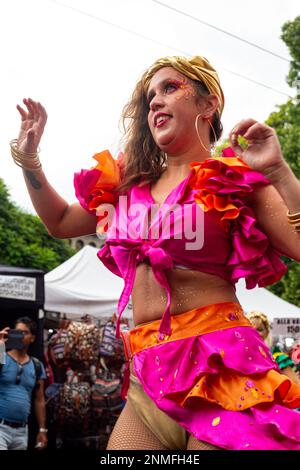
[45,245,132,318]
[45,245,299,322]
[235,279,300,321]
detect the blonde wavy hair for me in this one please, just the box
[247,311,272,347]
[118,55,224,193]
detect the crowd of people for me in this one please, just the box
[0,313,129,450]
[1,52,300,450]
[0,317,47,450]
[247,311,300,387]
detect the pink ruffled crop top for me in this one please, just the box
[74,148,287,338]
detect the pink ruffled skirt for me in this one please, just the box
[121,302,300,450]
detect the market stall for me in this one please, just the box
[0,264,45,359]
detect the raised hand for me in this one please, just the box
[229,119,286,177]
[16,98,47,154]
[0,327,10,344]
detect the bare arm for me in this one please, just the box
[15,98,97,238]
[34,380,48,449]
[22,167,97,238]
[248,183,300,262]
[229,119,300,261]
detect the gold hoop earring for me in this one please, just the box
[195,113,210,152]
[207,119,218,148]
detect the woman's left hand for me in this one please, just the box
[229,119,287,179]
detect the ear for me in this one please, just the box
[30,335,36,344]
[197,95,219,119]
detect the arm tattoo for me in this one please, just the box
[25,171,42,190]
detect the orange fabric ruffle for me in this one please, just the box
[87,150,121,210]
[189,156,251,231]
[182,368,300,411]
[188,151,287,288]
[126,302,300,414]
[128,302,251,356]
[74,149,122,232]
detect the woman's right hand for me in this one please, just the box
[16,98,47,154]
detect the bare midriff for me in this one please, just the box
[132,263,239,327]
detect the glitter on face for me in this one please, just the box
[173,76,196,101]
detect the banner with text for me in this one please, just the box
[0,275,36,301]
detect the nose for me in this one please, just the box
[149,92,165,112]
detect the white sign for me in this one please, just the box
[0,275,36,301]
[272,317,300,337]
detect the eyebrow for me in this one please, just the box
[146,78,183,103]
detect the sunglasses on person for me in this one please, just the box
[16,363,23,385]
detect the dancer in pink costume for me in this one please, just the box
[12,55,300,450]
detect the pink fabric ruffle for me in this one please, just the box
[190,148,287,288]
[133,326,300,449]
[133,327,278,403]
[74,150,121,215]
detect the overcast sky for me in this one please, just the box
[0,0,299,213]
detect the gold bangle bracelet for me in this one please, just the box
[9,139,42,171]
[10,139,39,156]
[288,218,300,225]
[287,210,300,220]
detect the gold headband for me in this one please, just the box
[247,311,270,331]
[143,55,225,116]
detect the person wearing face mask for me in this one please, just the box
[247,311,300,387]
[11,55,300,450]
[0,317,47,450]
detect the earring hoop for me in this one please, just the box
[195,113,210,152]
[207,119,218,148]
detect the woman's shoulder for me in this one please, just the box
[189,147,288,288]
[190,147,270,185]
[189,146,270,231]
[74,149,122,215]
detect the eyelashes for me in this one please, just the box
[147,80,181,105]
[165,81,180,92]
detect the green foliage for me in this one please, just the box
[266,100,300,179]
[0,178,75,272]
[215,17,300,307]
[267,259,300,307]
[265,17,300,306]
[214,139,229,157]
[281,16,300,93]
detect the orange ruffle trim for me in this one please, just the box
[189,156,251,231]
[87,150,121,210]
[182,368,300,412]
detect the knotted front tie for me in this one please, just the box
[115,241,174,339]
